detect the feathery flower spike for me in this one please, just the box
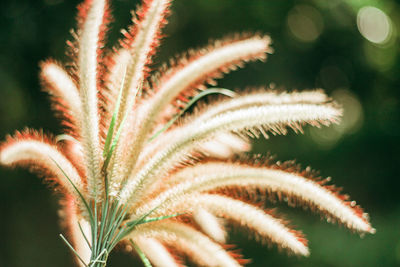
[0,0,374,266]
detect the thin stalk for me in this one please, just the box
[130,239,152,267]
[96,200,109,255]
[78,221,92,249]
[60,234,88,267]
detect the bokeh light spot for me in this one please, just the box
[287,5,324,43]
[310,89,363,149]
[332,89,364,135]
[357,6,392,44]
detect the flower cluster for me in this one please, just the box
[0,0,374,266]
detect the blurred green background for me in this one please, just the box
[1,0,400,266]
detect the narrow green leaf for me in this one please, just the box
[148,88,237,142]
[118,210,183,247]
[125,206,158,228]
[109,114,127,155]
[108,204,132,250]
[102,113,128,172]
[139,213,184,224]
[49,157,94,227]
[78,221,92,249]
[93,198,98,257]
[103,79,144,199]
[130,239,152,267]
[102,201,122,243]
[104,173,109,198]
[97,199,109,255]
[103,67,128,158]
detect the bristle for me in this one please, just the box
[76,0,93,27]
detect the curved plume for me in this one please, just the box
[140,162,374,234]
[193,207,227,243]
[130,221,241,267]
[119,103,341,202]
[0,131,85,199]
[199,134,250,159]
[136,132,250,178]
[78,0,109,199]
[40,61,82,136]
[194,89,332,123]
[149,194,309,256]
[133,237,181,267]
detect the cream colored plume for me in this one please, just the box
[131,221,241,267]
[0,138,84,198]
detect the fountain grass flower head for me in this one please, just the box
[0,0,375,266]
